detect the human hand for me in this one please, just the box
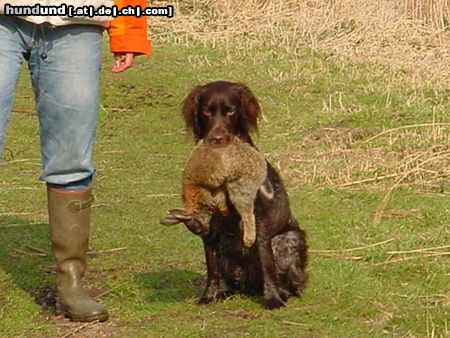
[111,52,135,73]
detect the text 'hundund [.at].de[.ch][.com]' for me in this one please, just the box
[3,3,174,18]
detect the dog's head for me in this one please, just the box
[182,81,261,146]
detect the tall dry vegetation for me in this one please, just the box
[406,0,450,27]
[153,0,450,86]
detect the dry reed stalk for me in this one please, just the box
[315,253,363,260]
[338,173,401,187]
[13,248,46,257]
[282,321,309,327]
[59,320,100,338]
[145,193,179,198]
[3,159,40,164]
[387,244,450,254]
[310,238,394,253]
[95,282,130,299]
[377,251,450,265]
[24,244,47,254]
[96,247,128,254]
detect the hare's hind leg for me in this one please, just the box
[227,185,257,248]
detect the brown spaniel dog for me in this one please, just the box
[168,81,308,309]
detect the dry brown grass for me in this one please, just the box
[152,0,450,87]
[261,122,450,223]
[267,124,450,191]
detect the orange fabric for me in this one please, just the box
[108,0,152,55]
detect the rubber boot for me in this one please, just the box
[48,186,109,322]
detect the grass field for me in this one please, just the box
[1,2,450,337]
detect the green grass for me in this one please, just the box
[0,38,449,337]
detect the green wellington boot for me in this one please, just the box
[48,187,109,322]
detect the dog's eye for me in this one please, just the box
[202,110,212,117]
[227,111,236,116]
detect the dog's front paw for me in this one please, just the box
[198,286,225,305]
[278,287,291,302]
[264,294,286,310]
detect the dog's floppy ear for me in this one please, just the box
[182,85,205,141]
[233,83,261,133]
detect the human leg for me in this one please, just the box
[27,21,107,322]
[0,15,27,157]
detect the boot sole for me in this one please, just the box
[57,304,109,322]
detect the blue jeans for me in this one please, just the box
[0,16,103,189]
